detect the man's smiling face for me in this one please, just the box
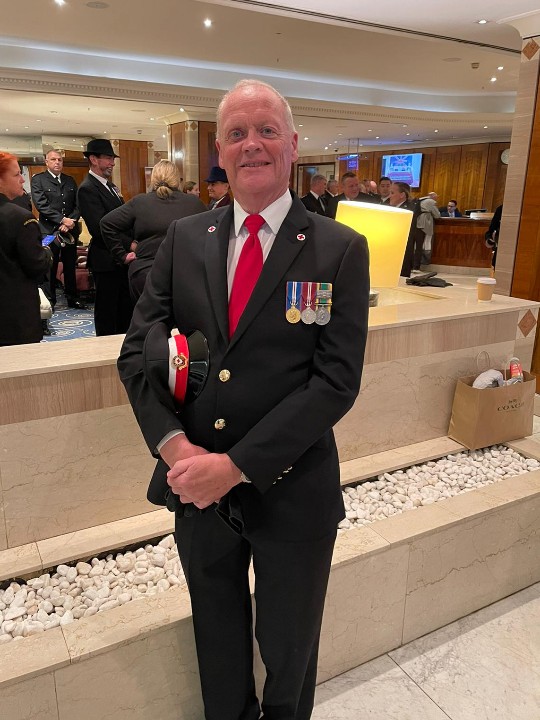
[216,85,298,213]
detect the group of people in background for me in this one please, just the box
[0,139,501,347]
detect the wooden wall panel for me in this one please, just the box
[483,142,509,211]
[118,140,147,201]
[456,144,489,212]
[432,146,462,207]
[417,147,437,198]
[198,121,218,206]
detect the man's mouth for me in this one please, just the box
[241,162,270,168]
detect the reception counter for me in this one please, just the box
[432,216,493,268]
[0,281,538,549]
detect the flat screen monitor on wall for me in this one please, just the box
[381,153,423,188]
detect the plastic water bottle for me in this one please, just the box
[508,357,523,384]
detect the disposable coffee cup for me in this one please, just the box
[477,277,496,301]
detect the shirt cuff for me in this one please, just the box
[156,430,185,454]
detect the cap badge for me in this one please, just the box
[171,353,188,370]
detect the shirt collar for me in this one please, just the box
[233,190,293,236]
[48,170,61,181]
[310,190,320,200]
[89,170,109,187]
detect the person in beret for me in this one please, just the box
[118,80,369,720]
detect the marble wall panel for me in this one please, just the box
[0,491,7,552]
[0,673,59,720]
[1,405,156,548]
[335,341,516,461]
[55,622,203,720]
[317,543,409,683]
[402,495,540,644]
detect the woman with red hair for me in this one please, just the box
[0,152,52,345]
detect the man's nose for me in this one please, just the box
[242,128,262,150]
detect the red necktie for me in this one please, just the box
[228,214,265,338]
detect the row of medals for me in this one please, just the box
[285,282,332,326]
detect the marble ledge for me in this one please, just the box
[62,584,193,664]
[332,525,389,567]
[0,627,70,689]
[505,435,540,461]
[340,436,464,486]
[368,281,539,332]
[0,542,42,583]
[0,335,123,380]
[37,508,174,570]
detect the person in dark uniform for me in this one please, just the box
[327,171,378,219]
[118,79,369,720]
[301,173,328,216]
[0,152,52,345]
[389,181,420,278]
[205,166,231,209]
[78,138,133,336]
[31,149,86,310]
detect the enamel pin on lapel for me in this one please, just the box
[208,226,216,233]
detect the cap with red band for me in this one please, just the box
[167,332,189,405]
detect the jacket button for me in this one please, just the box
[214,418,226,430]
[219,369,231,382]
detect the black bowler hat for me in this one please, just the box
[205,166,228,183]
[143,322,209,410]
[83,138,120,158]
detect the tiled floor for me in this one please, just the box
[313,582,540,719]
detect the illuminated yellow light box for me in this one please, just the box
[336,201,413,287]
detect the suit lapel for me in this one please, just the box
[205,206,233,345]
[229,195,310,348]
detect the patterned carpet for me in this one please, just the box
[41,290,96,342]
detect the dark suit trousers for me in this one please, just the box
[413,229,427,270]
[49,241,78,304]
[92,266,134,336]
[175,507,336,720]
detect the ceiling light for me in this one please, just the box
[24,126,29,129]
[375,136,380,139]
[368,129,372,132]
[103,131,107,134]
[434,129,439,133]
[179,107,185,112]
[406,133,410,136]
[5,129,9,132]
[86,1,109,7]
[402,124,407,128]
[162,134,166,138]
[54,0,66,5]
[36,119,41,122]
[203,18,212,28]
[150,117,155,121]
[303,137,309,141]
[324,146,328,150]
[483,125,488,129]
[298,124,303,127]
[498,66,504,71]
[477,19,488,24]
[337,133,342,136]
[490,77,497,82]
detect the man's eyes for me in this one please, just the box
[227,127,277,140]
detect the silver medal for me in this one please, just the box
[301,307,316,324]
[315,306,331,325]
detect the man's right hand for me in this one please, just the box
[159,433,209,470]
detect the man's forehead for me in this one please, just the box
[222,89,283,120]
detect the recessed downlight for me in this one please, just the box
[490,77,497,82]
[203,18,212,28]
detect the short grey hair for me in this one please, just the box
[216,79,296,139]
[310,174,326,187]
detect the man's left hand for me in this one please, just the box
[167,453,242,509]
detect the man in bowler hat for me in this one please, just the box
[78,138,133,335]
[118,79,369,720]
[205,165,231,209]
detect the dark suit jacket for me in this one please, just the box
[100,189,207,265]
[327,191,378,219]
[300,192,327,216]
[208,193,232,210]
[31,171,80,236]
[440,209,462,217]
[0,194,52,345]
[118,193,370,541]
[78,174,124,272]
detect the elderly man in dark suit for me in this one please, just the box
[118,79,369,720]
[31,149,85,309]
[205,166,231,209]
[78,138,133,336]
[301,173,328,215]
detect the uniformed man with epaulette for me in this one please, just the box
[31,149,86,309]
